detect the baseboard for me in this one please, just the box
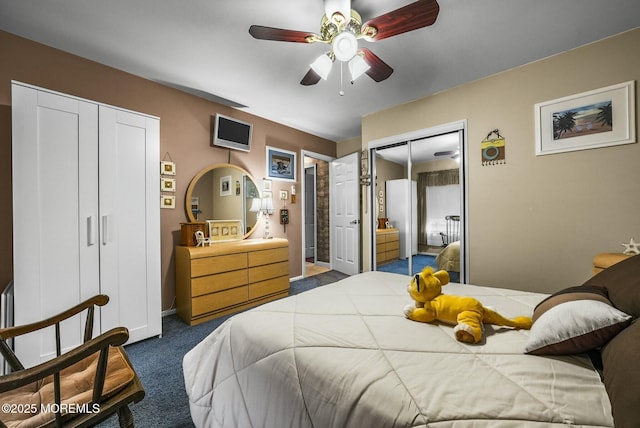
[289,275,304,282]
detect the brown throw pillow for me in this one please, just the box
[524,285,631,355]
[582,255,640,318]
[601,320,640,428]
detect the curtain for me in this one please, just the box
[417,169,460,248]
[425,168,459,186]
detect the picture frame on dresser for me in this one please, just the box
[206,219,243,242]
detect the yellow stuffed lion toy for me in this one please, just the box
[403,266,532,343]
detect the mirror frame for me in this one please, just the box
[185,163,260,239]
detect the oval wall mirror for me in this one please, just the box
[185,163,261,239]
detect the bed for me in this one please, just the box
[436,240,460,272]
[183,256,640,428]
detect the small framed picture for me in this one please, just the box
[220,175,232,196]
[279,190,288,200]
[160,161,176,176]
[161,177,176,192]
[161,195,175,209]
[266,146,296,182]
[262,178,272,191]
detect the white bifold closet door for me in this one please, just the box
[11,82,161,368]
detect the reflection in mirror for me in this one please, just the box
[373,143,409,274]
[185,164,260,239]
[373,132,462,277]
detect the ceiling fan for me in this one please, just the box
[249,0,440,87]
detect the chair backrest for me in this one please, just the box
[0,295,144,428]
[442,215,460,246]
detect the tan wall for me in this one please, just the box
[337,136,361,157]
[362,28,640,294]
[0,30,336,310]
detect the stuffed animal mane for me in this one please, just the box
[404,266,532,343]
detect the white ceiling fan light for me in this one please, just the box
[348,53,370,82]
[332,31,358,61]
[310,53,334,80]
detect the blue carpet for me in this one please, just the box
[377,254,438,275]
[378,254,460,282]
[98,270,348,428]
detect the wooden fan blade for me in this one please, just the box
[362,0,439,41]
[249,25,317,43]
[361,48,394,82]
[300,69,322,86]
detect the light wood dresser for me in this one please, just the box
[176,238,289,325]
[376,228,400,266]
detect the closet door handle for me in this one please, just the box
[102,215,108,245]
[87,216,96,246]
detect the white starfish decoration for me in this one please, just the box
[621,238,640,255]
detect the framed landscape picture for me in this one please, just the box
[535,81,635,155]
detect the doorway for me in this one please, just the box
[368,121,468,282]
[301,151,332,277]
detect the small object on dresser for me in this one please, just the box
[180,222,207,246]
[377,217,388,230]
[621,237,640,255]
[195,230,212,247]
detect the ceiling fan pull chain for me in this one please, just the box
[339,61,345,96]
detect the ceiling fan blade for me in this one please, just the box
[362,0,439,41]
[249,25,318,43]
[361,48,393,82]
[300,69,322,86]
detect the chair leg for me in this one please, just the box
[117,405,135,428]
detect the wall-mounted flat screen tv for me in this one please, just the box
[212,113,253,152]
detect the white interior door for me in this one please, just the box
[99,106,161,344]
[330,152,360,275]
[12,83,100,367]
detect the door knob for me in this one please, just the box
[350,219,360,224]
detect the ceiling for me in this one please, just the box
[1,1,639,143]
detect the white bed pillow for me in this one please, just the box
[525,299,631,355]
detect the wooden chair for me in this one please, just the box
[0,295,145,427]
[440,215,460,247]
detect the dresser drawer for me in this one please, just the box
[191,269,248,297]
[249,246,289,267]
[249,261,289,283]
[192,286,248,317]
[249,276,289,299]
[386,233,399,244]
[191,253,247,277]
[386,240,399,251]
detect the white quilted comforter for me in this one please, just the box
[183,271,613,427]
